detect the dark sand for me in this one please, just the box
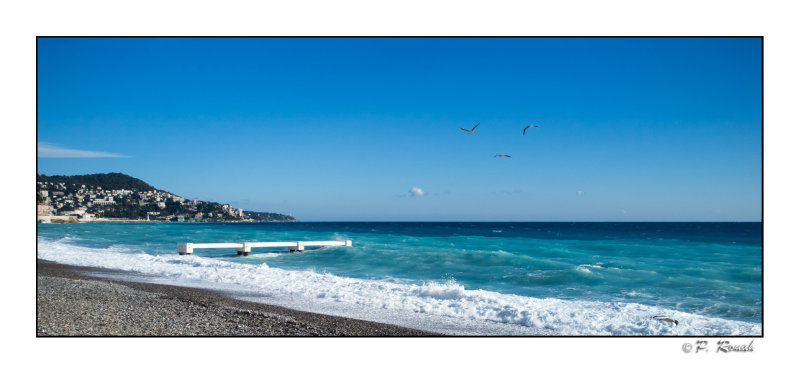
[36,259,439,336]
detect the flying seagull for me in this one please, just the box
[653,316,678,326]
[494,154,512,158]
[460,123,479,134]
[522,124,539,136]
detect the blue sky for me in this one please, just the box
[37,37,762,221]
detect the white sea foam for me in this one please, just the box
[244,252,285,259]
[623,290,653,298]
[576,264,604,273]
[37,237,762,336]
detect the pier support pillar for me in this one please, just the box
[238,242,252,256]
[289,241,305,252]
[177,243,193,255]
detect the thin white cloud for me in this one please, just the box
[409,187,425,197]
[576,190,584,196]
[37,142,128,158]
[497,189,526,196]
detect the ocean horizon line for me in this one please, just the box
[36,220,765,224]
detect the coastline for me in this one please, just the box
[36,259,438,336]
[37,218,295,223]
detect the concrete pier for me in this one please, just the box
[178,240,352,256]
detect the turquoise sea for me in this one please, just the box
[37,222,762,335]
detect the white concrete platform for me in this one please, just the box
[178,240,352,256]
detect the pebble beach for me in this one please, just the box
[36,260,437,337]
